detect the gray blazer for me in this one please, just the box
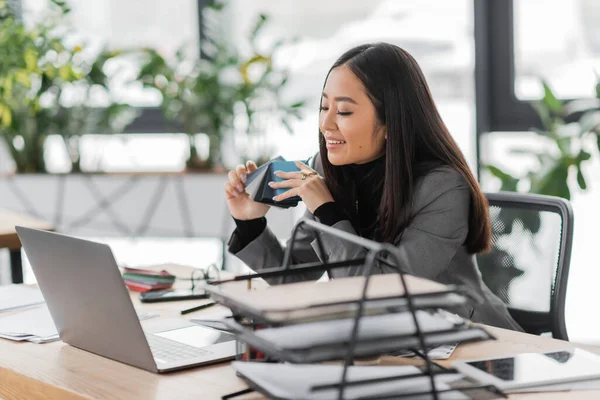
[228,156,523,331]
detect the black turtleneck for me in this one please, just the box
[232,155,386,249]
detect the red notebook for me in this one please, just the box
[123,267,174,277]
[124,280,174,293]
[122,266,175,292]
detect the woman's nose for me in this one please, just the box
[320,110,337,132]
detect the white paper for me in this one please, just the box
[391,343,459,360]
[0,304,153,344]
[233,362,469,400]
[256,311,456,350]
[512,379,600,393]
[0,285,45,312]
[135,309,160,321]
[0,305,58,338]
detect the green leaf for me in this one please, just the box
[578,149,592,162]
[484,165,519,192]
[14,71,31,87]
[595,70,600,99]
[58,65,74,81]
[555,135,572,155]
[289,101,305,109]
[0,104,12,127]
[51,0,71,14]
[281,117,293,134]
[508,148,538,156]
[577,166,587,190]
[24,48,38,71]
[250,14,268,40]
[541,80,563,115]
[533,165,570,199]
[531,102,552,131]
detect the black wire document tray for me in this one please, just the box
[224,310,493,364]
[232,362,505,400]
[213,218,504,400]
[204,273,471,325]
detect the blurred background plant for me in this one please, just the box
[484,78,600,200]
[136,1,304,171]
[479,78,600,300]
[0,0,137,173]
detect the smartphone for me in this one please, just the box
[139,289,209,303]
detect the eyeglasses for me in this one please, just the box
[178,263,221,292]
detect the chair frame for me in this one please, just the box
[484,192,574,341]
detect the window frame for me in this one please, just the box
[121,0,213,133]
[474,0,541,137]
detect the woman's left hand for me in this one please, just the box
[269,161,334,213]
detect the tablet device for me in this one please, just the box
[139,289,208,303]
[453,349,600,391]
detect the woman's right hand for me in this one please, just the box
[224,161,270,220]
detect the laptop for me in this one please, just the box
[15,226,238,373]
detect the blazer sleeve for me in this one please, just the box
[312,167,471,280]
[227,155,324,284]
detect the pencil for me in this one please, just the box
[180,302,217,315]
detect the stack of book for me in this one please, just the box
[121,267,175,292]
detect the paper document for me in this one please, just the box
[0,305,58,343]
[233,362,470,400]
[390,342,459,360]
[0,305,159,344]
[190,308,234,332]
[255,311,457,350]
[0,285,45,312]
[227,310,490,363]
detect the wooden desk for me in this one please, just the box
[0,209,54,284]
[1,272,600,399]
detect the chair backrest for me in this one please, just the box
[477,192,574,340]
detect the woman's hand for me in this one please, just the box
[224,161,270,220]
[268,161,334,213]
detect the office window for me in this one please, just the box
[225,0,477,169]
[16,0,200,172]
[514,0,600,99]
[15,0,476,172]
[20,0,199,107]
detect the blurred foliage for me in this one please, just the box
[136,1,304,171]
[478,79,600,305]
[0,0,137,173]
[484,78,600,200]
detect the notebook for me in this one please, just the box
[122,266,175,292]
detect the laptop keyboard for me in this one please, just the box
[146,334,211,363]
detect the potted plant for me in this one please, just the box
[484,79,600,199]
[480,79,600,300]
[136,2,304,172]
[0,0,136,174]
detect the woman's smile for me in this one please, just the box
[325,139,347,150]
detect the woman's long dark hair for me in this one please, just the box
[319,43,491,253]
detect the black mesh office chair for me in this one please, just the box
[477,192,574,340]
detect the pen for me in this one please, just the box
[180,302,217,315]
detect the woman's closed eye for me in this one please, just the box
[319,106,353,116]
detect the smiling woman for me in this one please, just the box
[223,43,523,332]
[319,67,386,166]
